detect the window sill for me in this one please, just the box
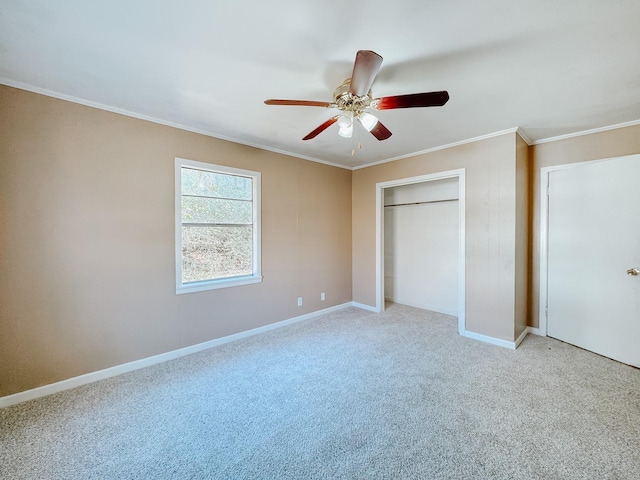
[176,275,263,295]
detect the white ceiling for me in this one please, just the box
[1,0,639,169]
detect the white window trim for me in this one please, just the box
[175,157,262,294]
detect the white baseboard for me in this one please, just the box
[0,302,353,408]
[464,325,543,351]
[526,326,542,336]
[351,301,379,312]
[514,328,529,348]
[1,303,541,408]
[384,297,457,316]
[462,330,517,350]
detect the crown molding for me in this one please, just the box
[516,128,533,145]
[4,78,638,170]
[0,78,351,171]
[352,127,520,170]
[532,119,640,145]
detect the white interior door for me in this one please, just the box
[546,154,640,366]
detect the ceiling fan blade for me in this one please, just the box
[358,113,392,141]
[265,99,332,107]
[302,116,339,140]
[349,50,383,97]
[372,91,449,110]
[369,121,392,141]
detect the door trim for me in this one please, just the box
[538,154,640,337]
[375,168,466,335]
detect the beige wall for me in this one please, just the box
[4,82,636,397]
[0,85,353,396]
[352,133,525,342]
[529,124,640,328]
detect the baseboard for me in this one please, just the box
[355,301,521,351]
[350,301,379,312]
[526,326,542,336]
[462,330,517,350]
[0,302,353,408]
[514,328,530,348]
[463,324,546,350]
[383,297,457,316]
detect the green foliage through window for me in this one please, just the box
[181,167,255,283]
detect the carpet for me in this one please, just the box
[1,304,639,479]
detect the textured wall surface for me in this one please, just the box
[0,85,353,396]
[352,133,524,341]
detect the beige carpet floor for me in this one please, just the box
[1,303,639,479]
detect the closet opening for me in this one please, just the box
[375,169,466,334]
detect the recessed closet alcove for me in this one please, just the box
[383,176,460,315]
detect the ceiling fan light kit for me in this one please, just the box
[337,111,353,128]
[358,112,377,131]
[338,126,353,138]
[337,111,353,138]
[265,50,449,142]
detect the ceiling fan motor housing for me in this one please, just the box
[333,79,371,116]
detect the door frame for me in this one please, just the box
[538,154,639,336]
[375,168,466,334]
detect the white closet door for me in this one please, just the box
[547,155,640,366]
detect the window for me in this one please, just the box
[175,158,261,294]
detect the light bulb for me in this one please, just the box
[358,112,378,131]
[338,124,353,138]
[337,113,353,128]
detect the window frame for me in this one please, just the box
[175,157,262,294]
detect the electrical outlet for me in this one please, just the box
[297,297,303,307]
[321,292,325,301]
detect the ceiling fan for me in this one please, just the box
[264,50,449,141]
